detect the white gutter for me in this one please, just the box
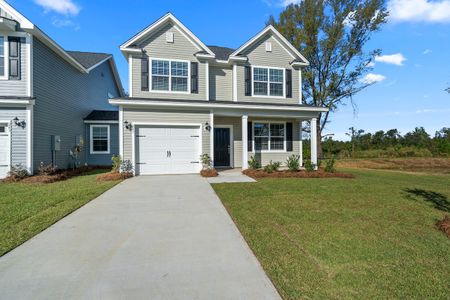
[109,99,328,112]
[0,99,35,106]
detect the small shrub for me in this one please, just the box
[436,215,450,238]
[111,155,122,173]
[5,164,29,182]
[96,171,133,182]
[200,153,212,170]
[324,157,336,173]
[38,162,57,176]
[248,156,261,169]
[286,155,300,171]
[304,160,316,172]
[263,160,282,173]
[120,160,133,174]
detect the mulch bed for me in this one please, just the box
[200,169,218,177]
[436,215,450,238]
[96,172,133,182]
[243,169,355,179]
[15,166,106,184]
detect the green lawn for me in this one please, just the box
[212,169,450,299]
[0,170,122,256]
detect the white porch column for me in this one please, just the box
[310,117,318,169]
[209,110,214,166]
[299,121,303,167]
[242,115,248,169]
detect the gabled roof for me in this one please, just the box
[208,46,235,61]
[84,110,118,121]
[230,25,309,65]
[67,51,112,70]
[0,1,124,96]
[120,12,215,56]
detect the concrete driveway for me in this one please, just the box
[0,175,280,300]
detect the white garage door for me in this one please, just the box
[0,124,10,179]
[135,125,201,175]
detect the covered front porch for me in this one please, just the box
[209,113,320,170]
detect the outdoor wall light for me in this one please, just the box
[124,120,132,130]
[204,122,211,131]
[13,117,25,128]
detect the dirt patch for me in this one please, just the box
[243,169,354,179]
[336,158,450,174]
[200,169,218,177]
[96,172,133,182]
[436,215,450,238]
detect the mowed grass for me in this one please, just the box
[212,169,450,299]
[336,157,450,174]
[0,170,122,256]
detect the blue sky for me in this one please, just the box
[8,0,450,140]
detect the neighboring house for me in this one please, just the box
[111,13,327,175]
[0,1,123,178]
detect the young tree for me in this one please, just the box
[268,0,388,155]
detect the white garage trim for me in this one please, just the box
[131,122,203,175]
[0,120,11,179]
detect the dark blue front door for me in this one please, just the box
[214,128,230,167]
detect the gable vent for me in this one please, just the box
[265,41,272,52]
[166,32,174,43]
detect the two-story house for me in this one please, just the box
[111,13,327,175]
[0,1,123,178]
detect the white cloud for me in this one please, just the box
[282,0,301,5]
[34,0,80,16]
[375,53,407,66]
[423,49,432,54]
[362,73,386,84]
[388,0,450,23]
[51,17,80,30]
[366,61,376,67]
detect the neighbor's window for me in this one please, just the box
[151,59,189,92]
[254,122,285,151]
[253,67,284,97]
[0,36,5,77]
[0,125,6,133]
[90,125,110,154]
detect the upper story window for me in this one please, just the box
[150,59,189,93]
[252,66,284,98]
[90,125,110,154]
[0,36,6,79]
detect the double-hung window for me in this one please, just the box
[90,125,110,154]
[151,59,189,92]
[253,67,284,97]
[0,36,6,78]
[254,122,285,151]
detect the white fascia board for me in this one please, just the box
[108,99,328,112]
[230,25,309,65]
[0,99,35,106]
[228,56,248,62]
[291,61,309,67]
[120,13,215,56]
[195,53,215,60]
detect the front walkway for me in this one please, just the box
[0,175,279,300]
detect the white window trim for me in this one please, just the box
[0,35,9,81]
[252,121,287,153]
[90,125,110,154]
[149,57,191,94]
[251,66,285,99]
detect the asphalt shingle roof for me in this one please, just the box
[207,46,235,61]
[67,51,111,69]
[84,110,118,121]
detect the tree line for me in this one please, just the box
[303,127,450,159]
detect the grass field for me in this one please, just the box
[0,170,122,257]
[212,169,450,299]
[336,157,450,174]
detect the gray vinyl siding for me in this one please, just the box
[122,108,210,162]
[0,34,28,96]
[209,66,232,101]
[131,23,206,100]
[32,37,120,171]
[215,116,300,168]
[85,123,119,166]
[0,108,27,167]
[237,34,300,104]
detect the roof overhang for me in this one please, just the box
[0,17,18,31]
[120,13,215,58]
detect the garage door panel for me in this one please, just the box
[135,125,201,175]
[0,130,10,179]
